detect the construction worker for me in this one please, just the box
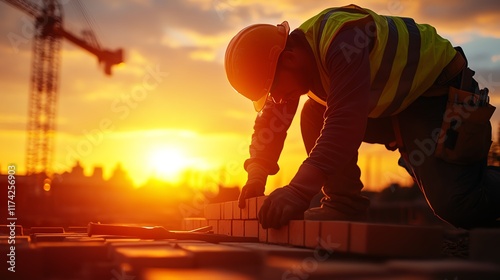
[224,4,500,229]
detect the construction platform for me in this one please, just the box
[1,196,500,280]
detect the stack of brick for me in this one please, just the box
[184,196,447,258]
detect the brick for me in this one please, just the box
[218,220,232,236]
[268,225,289,245]
[143,268,258,280]
[247,197,258,219]
[223,202,233,220]
[244,220,259,238]
[182,218,207,231]
[208,220,218,234]
[0,236,30,249]
[183,218,194,231]
[107,240,173,259]
[304,221,321,248]
[199,218,208,228]
[0,224,23,236]
[66,226,88,233]
[176,242,262,267]
[288,220,305,247]
[204,203,221,220]
[241,202,249,220]
[232,220,245,237]
[320,221,350,252]
[256,196,267,215]
[349,222,443,257]
[113,246,195,270]
[36,242,108,277]
[232,201,241,219]
[30,227,65,234]
[470,228,500,263]
[32,233,86,243]
[258,223,268,243]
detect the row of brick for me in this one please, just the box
[184,195,447,258]
[3,231,500,280]
[184,218,444,258]
[204,196,267,220]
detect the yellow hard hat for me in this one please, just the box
[225,21,290,111]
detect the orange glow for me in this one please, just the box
[146,146,208,183]
[43,183,51,192]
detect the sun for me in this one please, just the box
[147,147,194,183]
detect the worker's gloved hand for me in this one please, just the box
[238,163,268,209]
[258,163,326,229]
[258,186,310,229]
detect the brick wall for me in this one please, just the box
[182,196,445,258]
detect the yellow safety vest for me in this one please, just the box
[299,4,457,117]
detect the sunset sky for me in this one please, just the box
[1,0,499,192]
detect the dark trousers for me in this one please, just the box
[300,96,500,228]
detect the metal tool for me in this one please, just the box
[87,222,259,243]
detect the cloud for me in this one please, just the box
[415,0,500,37]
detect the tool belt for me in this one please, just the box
[434,86,495,164]
[393,47,496,165]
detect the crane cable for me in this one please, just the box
[71,0,103,50]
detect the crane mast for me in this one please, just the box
[2,0,124,179]
[26,0,62,176]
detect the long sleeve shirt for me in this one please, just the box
[245,17,374,187]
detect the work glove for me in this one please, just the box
[238,163,268,209]
[258,163,326,229]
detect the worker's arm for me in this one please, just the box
[239,98,300,208]
[302,26,371,188]
[259,24,372,229]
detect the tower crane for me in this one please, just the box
[1,0,124,179]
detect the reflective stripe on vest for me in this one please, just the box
[299,4,456,117]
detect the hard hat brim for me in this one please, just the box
[253,93,268,112]
[252,21,289,112]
